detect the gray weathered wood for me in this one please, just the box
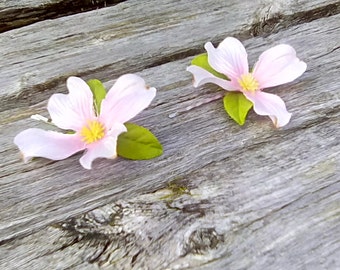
[1,0,339,111]
[0,0,121,32]
[0,0,339,269]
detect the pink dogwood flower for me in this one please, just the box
[14,74,156,169]
[187,37,307,127]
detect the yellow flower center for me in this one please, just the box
[238,73,259,92]
[80,120,106,144]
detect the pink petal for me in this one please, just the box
[48,76,95,131]
[106,74,148,100]
[107,122,127,137]
[100,74,156,126]
[13,128,85,162]
[205,37,249,80]
[79,136,118,169]
[186,65,236,90]
[244,91,292,128]
[253,44,307,88]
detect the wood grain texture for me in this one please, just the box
[1,0,339,111]
[0,0,123,32]
[0,0,339,269]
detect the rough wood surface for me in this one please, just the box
[1,0,339,111]
[0,0,339,269]
[0,0,122,32]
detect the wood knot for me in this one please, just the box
[182,227,224,256]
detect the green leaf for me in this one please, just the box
[117,123,163,160]
[87,79,107,115]
[191,53,229,80]
[223,92,253,125]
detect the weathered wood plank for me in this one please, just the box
[0,0,340,268]
[4,162,337,270]
[0,0,122,32]
[0,8,339,269]
[1,0,338,111]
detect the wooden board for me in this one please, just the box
[0,0,339,269]
[1,0,339,111]
[0,0,122,32]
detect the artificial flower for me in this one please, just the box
[14,74,156,169]
[187,37,307,127]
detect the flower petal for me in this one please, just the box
[14,128,85,162]
[205,37,249,80]
[106,74,149,100]
[253,44,307,88]
[107,122,127,137]
[186,65,237,90]
[244,91,292,127]
[79,136,119,169]
[100,74,156,126]
[48,76,95,131]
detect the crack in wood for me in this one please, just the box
[133,3,340,70]
[49,189,229,267]
[1,1,339,268]
[1,2,338,113]
[249,2,340,37]
[0,0,126,33]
